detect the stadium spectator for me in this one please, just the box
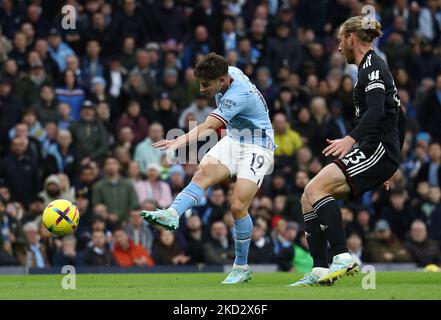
[418,74,441,141]
[16,222,50,268]
[0,137,40,207]
[196,186,228,226]
[34,85,59,125]
[134,122,164,173]
[273,112,303,157]
[133,163,172,208]
[380,189,416,240]
[112,227,154,268]
[364,220,413,263]
[249,218,274,264]
[116,100,149,145]
[152,229,190,265]
[178,93,213,129]
[38,174,73,206]
[0,77,22,155]
[69,100,109,165]
[46,28,74,72]
[82,230,116,266]
[92,156,139,222]
[125,209,154,254]
[56,69,85,121]
[182,213,205,264]
[405,220,441,267]
[203,221,234,265]
[45,129,78,182]
[416,141,441,187]
[52,235,83,266]
[347,232,364,267]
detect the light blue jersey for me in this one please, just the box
[209,66,275,150]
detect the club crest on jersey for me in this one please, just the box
[368,70,380,81]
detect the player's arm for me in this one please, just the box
[153,115,224,151]
[323,68,386,158]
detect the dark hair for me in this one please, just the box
[194,52,229,81]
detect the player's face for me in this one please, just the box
[338,31,355,64]
[198,77,225,98]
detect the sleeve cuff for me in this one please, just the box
[209,113,228,126]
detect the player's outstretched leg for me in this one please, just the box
[221,179,257,284]
[140,181,204,231]
[140,158,230,231]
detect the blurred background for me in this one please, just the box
[0,0,440,274]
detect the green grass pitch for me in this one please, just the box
[1,272,441,300]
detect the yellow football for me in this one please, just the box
[42,199,80,236]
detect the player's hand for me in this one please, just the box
[153,139,177,151]
[322,136,356,159]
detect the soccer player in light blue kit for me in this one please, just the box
[140,53,275,284]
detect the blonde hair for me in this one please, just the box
[340,16,383,43]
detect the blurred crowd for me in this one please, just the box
[1,0,441,271]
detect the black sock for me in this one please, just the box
[303,211,329,268]
[312,196,348,257]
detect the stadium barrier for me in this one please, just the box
[0,263,422,275]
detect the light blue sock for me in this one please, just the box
[170,182,205,217]
[233,214,253,266]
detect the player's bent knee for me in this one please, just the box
[230,201,248,218]
[192,166,211,189]
[304,181,328,205]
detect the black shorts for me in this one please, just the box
[334,142,398,199]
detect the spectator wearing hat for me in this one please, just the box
[17,61,53,107]
[112,226,154,268]
[38,174,74,206]
[157,67,186,109]
[133,163,172,208]
[92,156,139,221]
[0,137,40,207]
[364,220,413,263]
[69,100,109,165]
[116,100,149,145]
[56,69,86,121]
[47,28,75,72]
[178,93,213,129]
[88,76,109,105]
[0,77,22,156]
